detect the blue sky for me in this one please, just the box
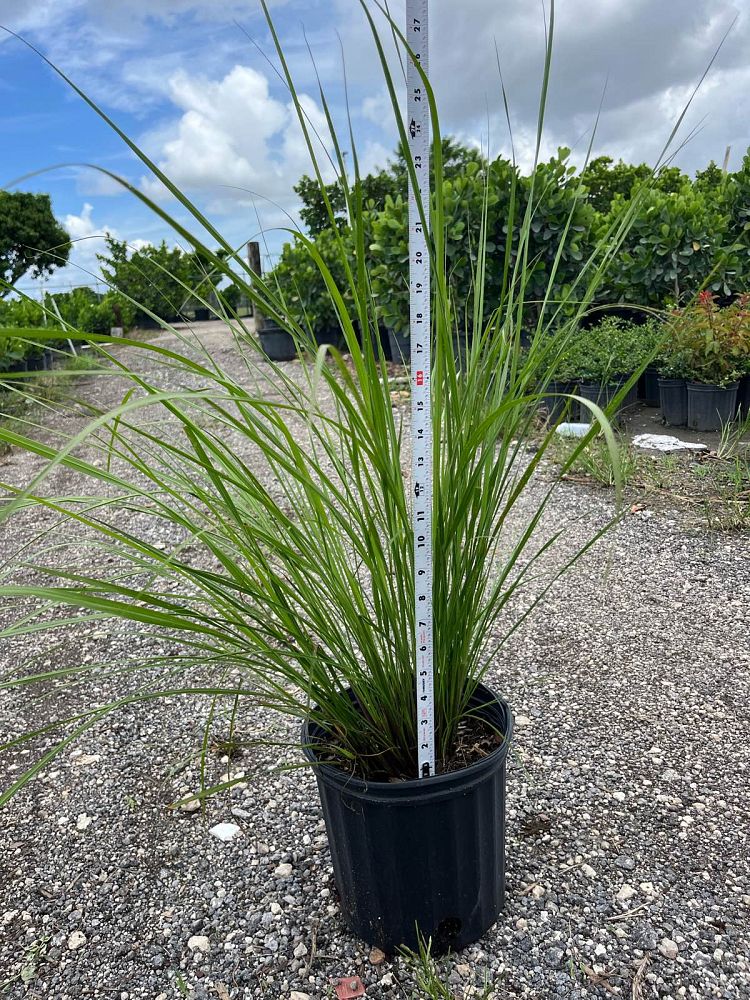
[1,0,748,297]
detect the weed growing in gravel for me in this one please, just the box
[0,933,50,991]
[0,0,709,793]
[401,936,493,999]
[552,433,637,488]
[554,437,750,531]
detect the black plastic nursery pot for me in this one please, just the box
[578,380,636,419]
[302,683,513,956]
[314,326,341,349]
[259,325,297,362]
[687,381,739,432]
[658,378,687,427]
[539,379,577,423]
[737,375,750,422]
[387,327,410,365]
[642,367,660,407]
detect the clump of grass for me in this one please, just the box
[0,0,704,796]
[555,435,750,531]
[553,433,638,488]
[400,936,493,999]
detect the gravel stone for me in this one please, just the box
[66,931,87,951]
[209,822,241,842]
[659,938,680,960]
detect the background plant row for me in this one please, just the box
[272,141,750,340]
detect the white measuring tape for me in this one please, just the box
[407,0,434,779]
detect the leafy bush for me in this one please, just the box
[567,317,661,382]
[603,183,743,306]
[271,227,358,344]
[580,156,686,214]
[0,296,45,328]
[0,288,135,335]
[368,149,597,338]
[98,237,224,324]
[659,292,749,385]
[0,329,57,372]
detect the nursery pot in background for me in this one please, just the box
[737,375,750,422]
[539,380,577,423]
[658,378,687,427]
[302,683,513,955]
[387,327,410,365]
[259,324,297,362]
[687,381,739,433]
[578,380,636,419]
[642,367,660,407]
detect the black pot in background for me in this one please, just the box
[302,683,513,955]
[578,379,636,419]
[642,367,660,407]
[25,355,45,372]
[259,325,297,362]
[658,378,687,427]
[687,381,739,432]
[736,374,750,422]
[387,328,410,365]
[539,379,577,423]
[314,327,341,350]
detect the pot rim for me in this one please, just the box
[301,681,513,797]
[686,380,739,391]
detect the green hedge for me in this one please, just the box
[0,328,66,372]
[0,288,135,336]
[273,145,750,345]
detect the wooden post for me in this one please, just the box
[247,241,265,331]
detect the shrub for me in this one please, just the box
[0,296,45,328]
[604,183,743,306]
[659,292,749,385]
[567,317,661,383]
[271,227,358,344]
[369,149,597,339]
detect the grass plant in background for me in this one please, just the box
[0,0,704,797]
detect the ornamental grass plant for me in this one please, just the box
[0,0,711,796]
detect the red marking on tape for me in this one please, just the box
[416,370,424,386]
[335,976,366,999]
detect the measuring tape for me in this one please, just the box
[407,0,434,779]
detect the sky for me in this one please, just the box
[1,0,748,296]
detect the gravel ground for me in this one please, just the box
[1,321,749,1000]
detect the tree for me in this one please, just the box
[294,175,347,236]
[0,191,70,295]
[294,137,487,237]
[98,238,223,322]
[580,156,685,214]
[694,160,726,195]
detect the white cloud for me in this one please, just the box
[340,0,750,174]
[140,64,337,230]
[37,202,115,290]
